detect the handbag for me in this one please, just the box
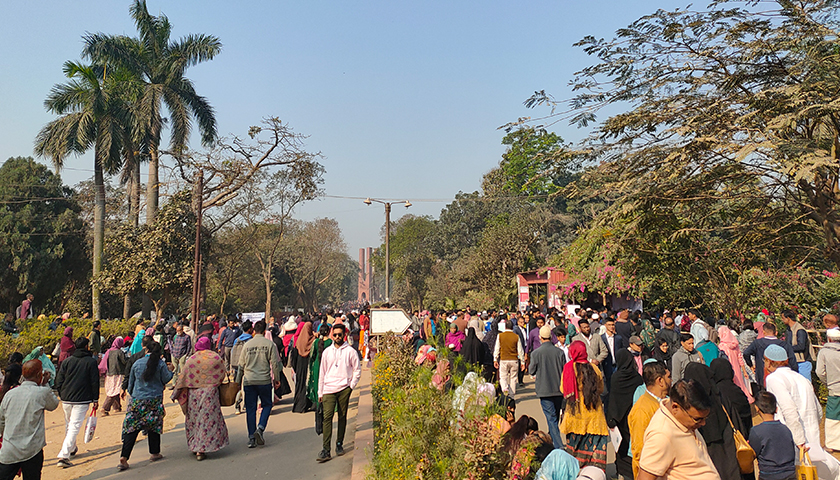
[796,446,818,480]
[315,403,323,436]
[722,405,755,473]
[218,380,240,407]
[84,406,97,443]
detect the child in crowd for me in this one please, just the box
[748,391,796,480]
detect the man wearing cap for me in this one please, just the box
[529,325,566,449]
[765,344,840,478]
[628,336,648,374]
[742,322,796,387]
[0,360,59,479]
[817,328,840,452]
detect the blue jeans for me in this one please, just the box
[539,396,565,449]
[244,384,273,438]
[798,361,813,380]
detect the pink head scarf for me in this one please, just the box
[717,326,753,402]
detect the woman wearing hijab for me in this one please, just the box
[481,320,499,382]
[22,346,56,387]
[171,337,229,461]
[710,357,753,438]
[716,325,753,403]
[129,322,146,355]
[694,327,719,366]
[607,349,643,479]
[560,340,609,469]
[534,448,580,480]
[58,326,75,368]
[292,316,315,413]
[682,362,741,480]
[306,323,332,409]
[461,327,485,366]
[101,337,127,415]
[652,337,673,371]
[445,323,466,353]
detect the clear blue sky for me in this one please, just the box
[1,0,687,256]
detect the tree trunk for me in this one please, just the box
[264,258,272,321]
[93,157,105,321]
[143,144,160,319]
[123,157,140,320]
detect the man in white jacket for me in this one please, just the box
[316,323,361,463]
[765,344,840,479]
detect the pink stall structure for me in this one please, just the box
[516,268,643,313]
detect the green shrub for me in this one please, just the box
[370,334,508,480]
[0,316,138,367]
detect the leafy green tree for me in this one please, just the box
[35,62,132,320]
[97,191,208,320]
[83,0,221,225]
[372,215,436,310]
[0,157,88,313]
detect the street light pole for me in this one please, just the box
[364,198,411,304]
[385,202,391,303]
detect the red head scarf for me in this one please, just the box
[562,340,589,400]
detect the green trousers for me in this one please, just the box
[322,387,351,452]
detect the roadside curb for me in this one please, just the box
[350,368,372,480]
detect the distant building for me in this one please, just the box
[358,247,374,304]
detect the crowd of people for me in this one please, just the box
[403,305,840,480]
[0,310,363,479]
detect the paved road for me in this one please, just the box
[75,367,358,480]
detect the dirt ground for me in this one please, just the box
[42,388,183,480]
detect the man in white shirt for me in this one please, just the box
[317,323,361,463]
[765,344,840,479]
[0,360,59,480]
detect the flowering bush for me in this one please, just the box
[370,334,509,480]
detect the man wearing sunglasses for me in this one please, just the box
[316,323,361,463]
[636,379,720,480]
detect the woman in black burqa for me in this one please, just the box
[461,327,485,366]
[683,362,741,480]
[606,349,643,479]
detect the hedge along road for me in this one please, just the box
[43,364,359,480]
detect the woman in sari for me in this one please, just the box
[100,337,126,415]
[307,323,332,409]
[58,326,75,368]
[560,340,609,469]
[171,337,229,461]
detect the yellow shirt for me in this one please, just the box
[638,401,721,480]
[629,391,660,477]
[560,365,608,436]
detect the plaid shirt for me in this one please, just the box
[171,333,193,359]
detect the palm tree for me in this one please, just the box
[35,61,129,320]
[83,0,221,225]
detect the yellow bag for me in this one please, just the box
[796,446,818,480]
[722,405,755,473]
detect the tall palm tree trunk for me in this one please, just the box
[93,157,105,321]
[142,143,159,319]
[123,150,141,319]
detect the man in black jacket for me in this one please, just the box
[54,337,99,468]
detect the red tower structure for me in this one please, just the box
[358,247,374,304]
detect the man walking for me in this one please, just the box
[529,325,566,449]
[817,328,840,452]
[742,322,796,387]
[570,318,608,366]
[494,319,525,398]
[235,320,281,448]
[636,379,720,480]
[54,337,99,468]
[317,323,361,463]
[170,322,193,386]
[781,310,815,379]
[222,319,242,377]
[765,344,840,478]
[17,294,33,321]
[628,360,671,478]
[87,321,102,359]
[0,360,59,480]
